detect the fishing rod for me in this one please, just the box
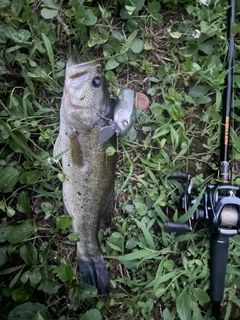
[164,0,238,318]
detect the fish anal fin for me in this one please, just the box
[99,192,114,231]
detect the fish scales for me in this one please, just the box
[54,59,116,294]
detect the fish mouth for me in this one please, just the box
[69,72,90,89]
[67,61,102,90]
[67,61,102,79]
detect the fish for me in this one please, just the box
[53,58,116,295]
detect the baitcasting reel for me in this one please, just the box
[165,172,240,237]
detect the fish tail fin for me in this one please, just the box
[78,256,110,295]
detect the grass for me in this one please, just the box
[0,0,240,319]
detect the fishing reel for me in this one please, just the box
[164,170,240,308]
[164,172,240,235]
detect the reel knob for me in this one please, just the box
[164,222,191,233]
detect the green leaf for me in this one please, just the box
[42,0,58,7]
[105,58,120,71]
[42,33,55,76]
[188,85,209,98]
[149,1,161,14]
[8,302,47,320]
[176,288,191,320]
[11,0,23,15]
[11,287,30,302]
[88,29,109,47]
[134,201,148,216]
[126,127,137,141]
[122,29,138,53]
[169,31,182,39]
[120,0,144,18]
[57,260,75,282]
[29,270,42,284]
[0,164,22,193]
[20,270,30,283]
[134,219,155,250]
[105,71,118,87]
[41,202,54,218]
[67,232,80,242]
[112,30,125,42]
[0,0,10,9]
[191,288,210,306]
[41,8,58,19]
[149,1,162,23]
[9,268,24,288]
[7,220,35,244]
[232,22,240,35]
[21,170,42,185]
[125,5,135,16]
[33,312,45,320]
[38,278,61,294]
[105,146,116,156]
[130,38,144,54]
[0,264,26,276]
[7,206,15,217]
[18,29,31,42]
[0,246,8,267]
[106,241,122,252]
[17,191,30,214]
[199,42,214,55]
[155,287,166,298]
[231,127,240,152]
[56,215,72,230]
[80,309,102,320]
[112,249,159,262]
[153,259,165,295]
[20,241,38,265]
[83,9,97,26]
[125,237,138,249]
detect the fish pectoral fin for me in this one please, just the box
[69,135,83,167]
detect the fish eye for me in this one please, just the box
[92,77,101,88]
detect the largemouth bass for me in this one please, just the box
[53,58,116,295]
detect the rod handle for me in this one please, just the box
[210,235,229,302]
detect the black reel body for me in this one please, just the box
[165,175,240,235]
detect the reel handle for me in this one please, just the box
[164,222,191,233]
[168,173,189,181]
